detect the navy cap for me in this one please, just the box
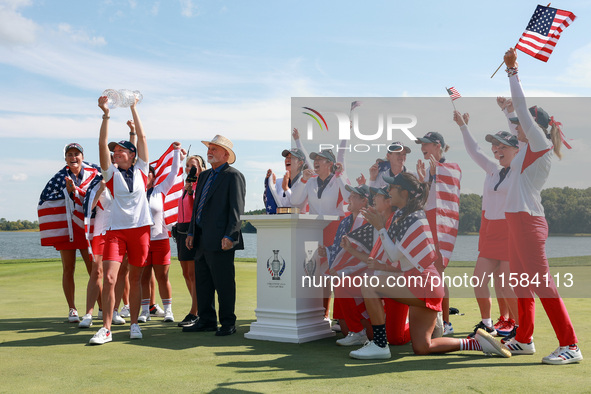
[415,132,446,148]
[485,131,519,148]
[529,105,550,129]
[387,141,411,154]
[369,186,390,198]
[64,143,83,156]
[345,184,370,199]
[310,149,336,163]
[108,140,137,155]
[282,148,306,161]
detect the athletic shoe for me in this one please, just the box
[68,308,80,323]
[474,328,511,358]
[112,310,126,325]
[468,321,497,338]
[501,326,517,344]
[177,313,198,327]
[349,341,391,360]
[78,314,93,328]
[97,309,103,320]
[496,318,515,337]
[432,311,444,339]
[503,337,535,355]
[163,309,174,323]
[337,330,368,346]
[493,316,507,331]
[149,304,165,317]
[443,321,454,336]
[130,323,142,339]
[119,304,130,318]
[89,327,112,345]
[138,310,151,323]
[542,345,583,365]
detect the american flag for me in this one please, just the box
[150,144,184,227]
[368,211,399,270]
[434,162,461,267]
[389,209,438,273]
[325,215,372,275]
[38,162,101,246]
[515,5,576,62]
[350,100,362,112]
[446,87,461,101]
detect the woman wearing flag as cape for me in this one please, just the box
[349,173,509,360]
[500,48,582,365]
[38,143,102,323]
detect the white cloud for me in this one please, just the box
[180,0,196,17]
[57,23,106,46]
[151,1,160,15]
[128,0,137,9]
[560,43,591,88]
[11,173,27,181]
[0,0,37,45]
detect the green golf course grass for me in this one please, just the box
[0,256,589,393]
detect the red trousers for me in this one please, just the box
[506,212,577,346]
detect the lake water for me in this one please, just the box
[1,232,589,261]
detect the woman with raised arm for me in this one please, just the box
[89,95,153,345]
[453,110,520,339]
[500,48,582,365]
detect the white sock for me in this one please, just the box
[141,298,150,312]
[482,318,493,327]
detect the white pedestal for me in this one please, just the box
[242,214,339,343]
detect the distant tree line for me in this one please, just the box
[458,187,591,234]
[0,218,39,231]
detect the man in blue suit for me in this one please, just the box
[183,135,246,336]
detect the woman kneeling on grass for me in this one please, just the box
[349,173,509,360]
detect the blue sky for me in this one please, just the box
[1,0,590,221]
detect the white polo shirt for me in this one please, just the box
[102,158,153,230]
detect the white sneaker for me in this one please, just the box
[443,321,454,336]
[150,304,165,317]
[119,304,130,318]
[78,314,93,328]
[97,309,103,320]
[337,330,368,346]
[68,308,80,323]
[349,341,391,360]
[542,345,583,365]
[89,327,112,345]
[138,310,151,323]
[474,328,511,358]
[432,312,444,338]
[112,310,126,325]
[502,336,535,355]
[163,309,174,322]
[130,323,142,339]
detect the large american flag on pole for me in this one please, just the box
[150,144,184,227]
[515,5,576,63]
[390,209,438,273]
[38,162,101,246]
[434,162,461,267]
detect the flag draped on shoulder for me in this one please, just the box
[434,162,461,267]
[150,144,184,226]
[329,220,373,276]
[515,5,576,62]
[38,162,101,247]
[390,209,438,273]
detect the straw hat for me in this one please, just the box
[201,135,236,164]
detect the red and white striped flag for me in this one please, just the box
[434,162,461,267]
[329,220,373,276]
[515,5,576,62]
[150,144,184,227]
[38,163,101,246]
[389,210,439,273]
[446,87,461,101]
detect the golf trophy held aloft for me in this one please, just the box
[102,89,143,109]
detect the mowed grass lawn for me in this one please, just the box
[0,256,590,393]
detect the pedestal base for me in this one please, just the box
[244,307,334,343]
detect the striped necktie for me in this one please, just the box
[196,171,216,224]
